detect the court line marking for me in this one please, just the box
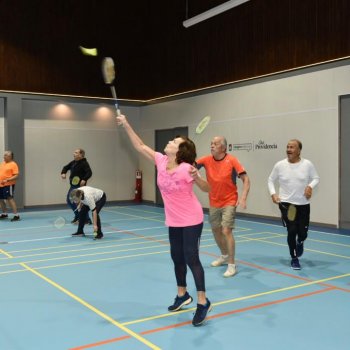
[0,235,274,267]
[122,273,350,326]
[1,231,348,275]
[2,221,349,348]
[247,231,350,248]
[142,287,337,334]
[242,235,350,260]
[1,232,271,260]
[5,204,349,238]
[19,262,161,350]
[236,218,350,237]
[71,286,336,349]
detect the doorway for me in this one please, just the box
[339,95,350,229]
[154,127,188,205]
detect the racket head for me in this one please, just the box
[195,116,211,134]
[102,57,116,84]
[71,176,80,186]
[287,204,297,221]
[54,216,66,229]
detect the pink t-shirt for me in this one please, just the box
[155,152,204,227]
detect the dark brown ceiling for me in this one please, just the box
[1,0,349,100]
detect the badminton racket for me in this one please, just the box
[280,203,297,221]
[71,176,80,186]
[102,57,121,116]
[54,216,66,229]
[195,115,211,134]
[53,206,80,229]
[192,115,211,149]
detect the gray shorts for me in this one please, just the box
[209,206,236,229]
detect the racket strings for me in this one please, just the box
[280,203,297,221]
[102,57,115,84]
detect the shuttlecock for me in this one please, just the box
[79,46,98,56]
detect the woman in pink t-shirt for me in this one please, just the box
[116,114,212,326]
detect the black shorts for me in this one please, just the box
[0,185,15,200]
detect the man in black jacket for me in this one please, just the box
[61,148,92,224]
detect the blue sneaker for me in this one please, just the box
[192,298,212,326]
[291,258,301,270]
[168,292,193,312]
[296,241,304,257]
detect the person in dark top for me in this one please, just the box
[61,148,92,224]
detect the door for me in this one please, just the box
[155,127,188,205]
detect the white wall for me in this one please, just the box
[23,100,140,205]
[2,61,350,226]
[135,63,350,226]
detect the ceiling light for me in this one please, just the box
[183,0,250,28]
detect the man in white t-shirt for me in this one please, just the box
[70,186,106,240]
[268,139,319,270]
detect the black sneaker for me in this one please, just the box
[296,241,304,257]
[10,215,20,222]
[192,298,212,326]
[71,232,84,237]
[168,291,193,312]
[93,232,103,240]
[71,218,79,224]
[291,257,301,270]
[0,214,9,219]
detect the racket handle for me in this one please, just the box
[110,86,121,116]
[110,86,117,99]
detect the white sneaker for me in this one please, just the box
[223,264,237,277]
[211,255,229,267]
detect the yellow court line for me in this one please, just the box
[0,249,13,258]
[3,238,170,260]
[19,262,161,350]
[244,236,350,260]
[122,272,350,326]
[0,240,256,273]
[0,243,171,267]
[0,250,170,275]
[252,231,350,248]
[104,209,165,223]
[307,238,350,248]
[3,227,246,255]
[0,236,285,270]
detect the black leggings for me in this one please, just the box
[77,193,106,234]
[168,223,205,292]
[279,203,310,258]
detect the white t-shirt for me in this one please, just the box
[268,158,319,205]
[78,186,104,211]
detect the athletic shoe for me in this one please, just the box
[93,232,103,240]
[71,218,79,224]
[291,257,301,270]
[296,241,304,257]
[211,255,228,267]
[0,214,9,219]
[223,263,237,277]
[71,232,84,237]
[10,215,20,222]
[168,291,193,312]
[192,298,212,326]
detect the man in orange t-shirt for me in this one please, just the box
[0,150,20,221]
[196,136,250,277]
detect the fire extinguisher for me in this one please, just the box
[134,170,142,202]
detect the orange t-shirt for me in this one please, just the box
[0,161,19,187]
[197,154,246,207]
